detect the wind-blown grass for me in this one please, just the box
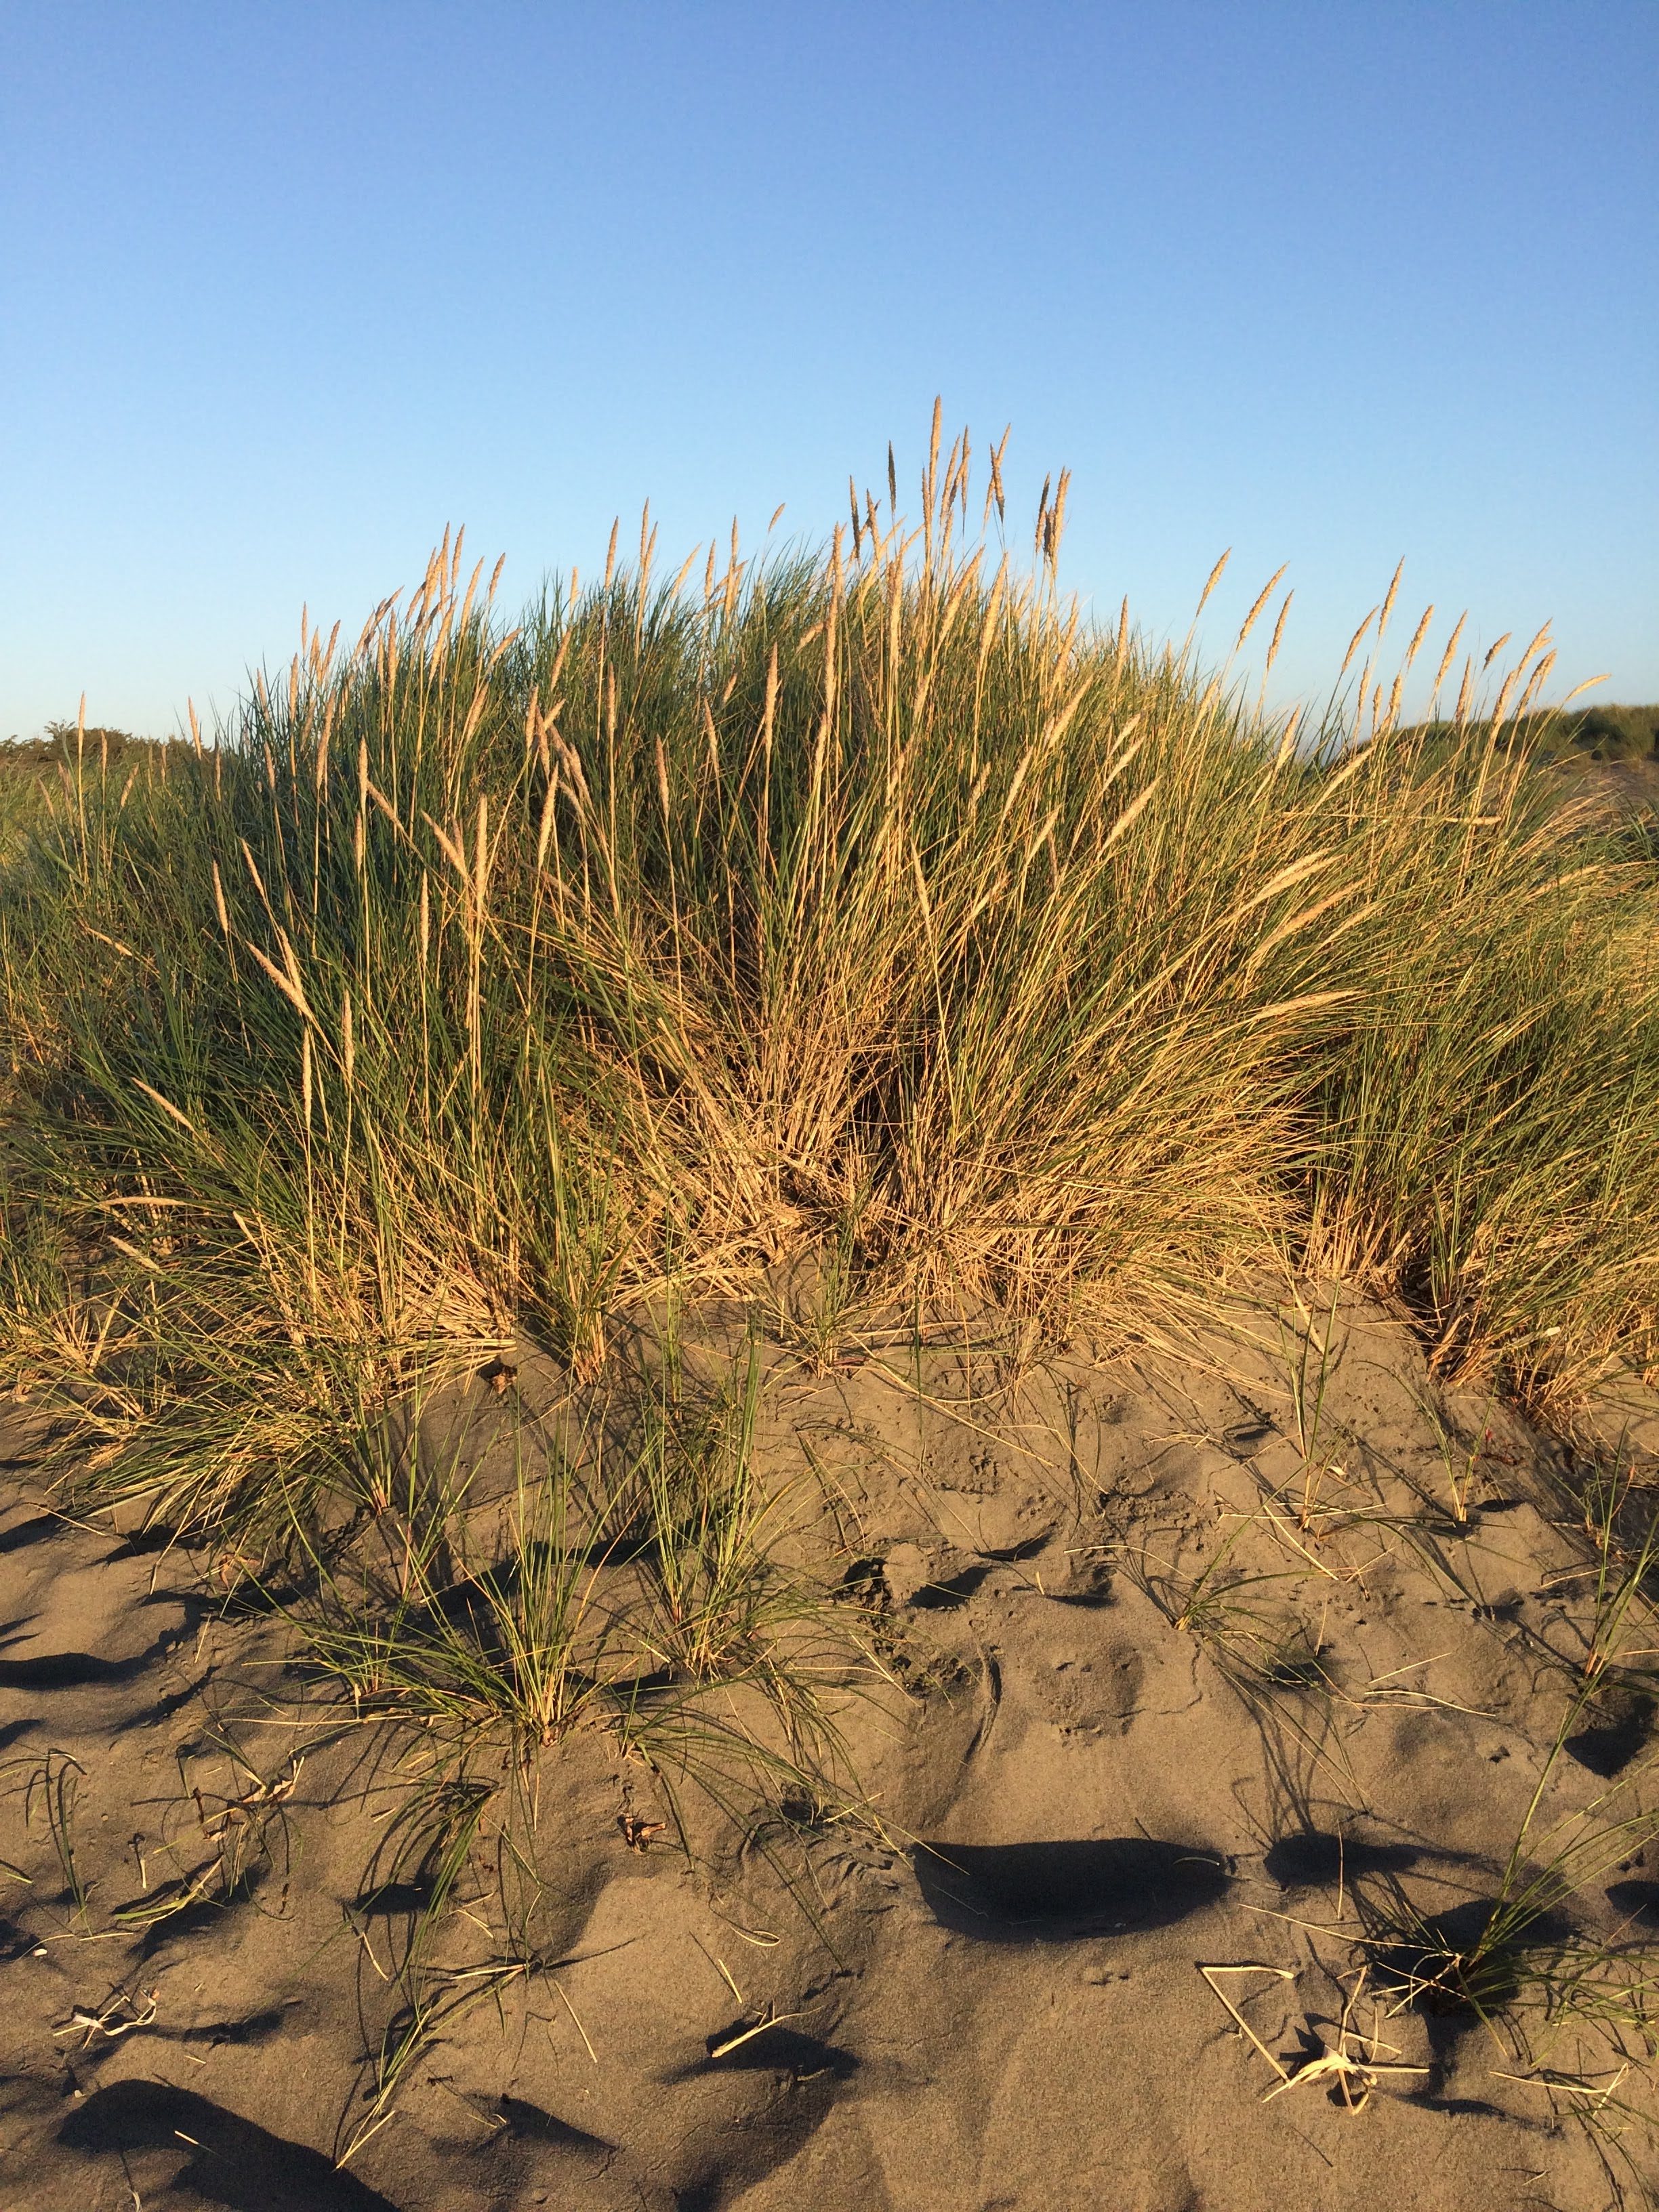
[3,428,1659,1553]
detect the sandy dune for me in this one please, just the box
[3,1292,1656,2210]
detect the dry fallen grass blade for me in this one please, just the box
[708,2003,809,2059]
[1260,1969,1429,2112]
[1200,1963,1429,2110]
[54,1984,159,2051]
[1197,1962,1297,2083]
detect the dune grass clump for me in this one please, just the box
[3,421,1659,1573]
[0,744,57,877]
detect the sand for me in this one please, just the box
[2,1289,1656,2210]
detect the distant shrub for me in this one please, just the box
[0,726,195,791]
[1517,704,1659,764]
[1,726,193,871]
[3,722,129,763]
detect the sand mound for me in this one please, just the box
[3,1293,1656,2210]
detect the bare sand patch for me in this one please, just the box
[3,1292,1656,2210]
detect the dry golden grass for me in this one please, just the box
[3,423,1659,1554]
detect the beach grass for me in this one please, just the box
[4,423,1659,1784]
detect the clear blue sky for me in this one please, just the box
[3,1,1654,740]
